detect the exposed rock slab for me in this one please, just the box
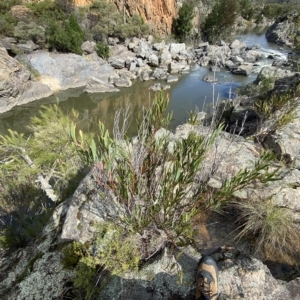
[0,47,52,113]
[264,105,300,169]
[20,51,115,91]
[266,12,298,46]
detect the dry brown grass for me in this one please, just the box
[233,199,300,265]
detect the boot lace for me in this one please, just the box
[198,277,213,299]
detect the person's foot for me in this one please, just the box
[195,255,218,300]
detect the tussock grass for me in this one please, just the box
[233,200,300,264]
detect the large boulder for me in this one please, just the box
[20,51,115,91]
[109,56,125,69]
[160,49,172,66]
[150,68,168,80]
[0,47,52,113]
[254,66,294,84]
[263,106,300,170]
[266,12,298,46]
[230,63,253,76]
[148,53,159,67]
[169,43,186,56]
[243,50,264,63]
[81,41,96,54]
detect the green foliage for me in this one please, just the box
[88,0,148,41]
[26,0,65,22]
[203,0,238,42]
[237,76,276,98]
[173,2,195,42]
[70,92,279,253]
[238,0,254,20]
[262,3,289,19]
[0,104,85,202]
[0,0,21,15]
[96,42,110,59]
[46,14,84,54]
[0,180,53,249]
[0,0,19,36]
[255,90,299,127]
[210,151,279,209]
[62,241,87,269]
[233,199,300,264]
[14,21,45,46]
[94,223,141,275]
[62,223,140,299]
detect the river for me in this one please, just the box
[0,28,291,137]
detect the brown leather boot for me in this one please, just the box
[195,255,219,300]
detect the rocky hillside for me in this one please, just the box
[22,0,181,34]
[110,0,178,34]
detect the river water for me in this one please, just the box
[0,28,291,136]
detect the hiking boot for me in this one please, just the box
[195,255,218,300]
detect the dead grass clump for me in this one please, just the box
[233,199,300,264]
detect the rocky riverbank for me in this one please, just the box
[0,32,276,114]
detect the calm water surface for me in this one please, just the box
[0,30,291,135]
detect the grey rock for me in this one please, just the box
[263,106,300,169]
[243,50,264,63]
[225,60,236,69]
[139,70,150,81]
[148,53,159,67]
[84,77,119,93]
[0,37,17,50]
[129,61,137,71]
[135,47,148,59]
[147,35,154,44]
[197,42,209,48]
[128,37,140,49]
[198,56,211,66]
[118,69,137,80]
[136,58,146,67]
[216,250,300,300]
[21,51,115,91]
[108,37,119,46]
[255,66,294,84]
[114,77,132,87]
[152,40,165,51]
[203,75,218,83]
[149,83,170,91]
[18,81,52,106]
[81,41,96,54]
[160,49,172,66]
[168,62,188,74]
[150,68,167,80]
[246,44,261,50]
[266,12,298,46]
[149,83,162,91]
[231,63,253,76]
[0,47,53,113]
[169,43,186,56]
[99,246,200,300]
[167,75,179,83]
[231,55,244,65]
[109,56,125,69]
[210,66,220,72]
[229,39,246,50]
[17,40,38,54]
